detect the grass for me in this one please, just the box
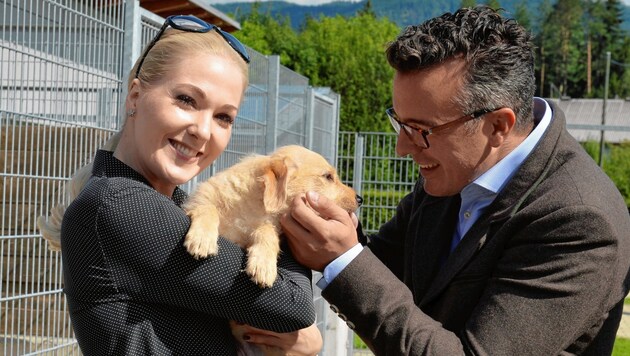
[614,338,630,355]
[354,334,368,349]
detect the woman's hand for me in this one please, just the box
[242,322,322,356]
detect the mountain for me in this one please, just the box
[213,0,630,31]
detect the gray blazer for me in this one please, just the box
[323,100,630,355]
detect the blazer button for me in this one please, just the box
[338,313,348,322]
[346,321,355,330]
[330,304,339,313]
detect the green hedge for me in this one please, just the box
[582,141,630,207]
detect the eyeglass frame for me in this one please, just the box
[134,15,250,79]
[385,107,498,149]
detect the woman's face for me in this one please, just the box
[121,53,246,195]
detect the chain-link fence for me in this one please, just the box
[1,0,344,354]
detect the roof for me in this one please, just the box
[549,98,630,143]
[139,0,241,32]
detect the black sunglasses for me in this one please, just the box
[135,15,250,79]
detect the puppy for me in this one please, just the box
[183,144,360,288]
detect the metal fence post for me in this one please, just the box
[305,87,315,150]
[266,55,280,153]
[353,133,364,197]
[121,0,141,123]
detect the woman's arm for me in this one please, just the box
[97,181,315,332]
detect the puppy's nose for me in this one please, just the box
[356,195,363,207]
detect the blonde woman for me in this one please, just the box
[39,15,321,355]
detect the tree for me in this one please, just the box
[533,0,554,97]
[234,3,299,67]
[538,0,586,98]
[485,0,501,10]
[295,13,400,131]
[461,0,477,8]
[513,0,531,31]
[602,0,627,98]
[235,6,400,132]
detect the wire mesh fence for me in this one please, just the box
[1,1,342,354]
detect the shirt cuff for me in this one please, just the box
[316,243,364,290]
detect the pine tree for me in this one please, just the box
[460,0,477,9]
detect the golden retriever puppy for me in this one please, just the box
[183,144,360,288]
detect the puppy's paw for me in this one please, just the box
[246,257,277,288]
[184,225,219,259]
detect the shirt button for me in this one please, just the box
[464,211,471,219]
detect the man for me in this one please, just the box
[281,6,630,355]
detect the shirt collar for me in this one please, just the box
[471,97,552,195]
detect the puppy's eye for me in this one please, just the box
[323,173,334,182]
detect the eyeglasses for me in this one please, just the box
[135,15,250,79]
[386,107,497,149]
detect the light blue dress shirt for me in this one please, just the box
[317,98,552,290]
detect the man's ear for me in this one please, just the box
[488,107,516,147]
[257,156,297,213]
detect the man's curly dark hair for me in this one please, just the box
[386,6,536,131]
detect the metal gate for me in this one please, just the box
[1,1,341,354]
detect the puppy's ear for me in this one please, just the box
[257,156,296,213]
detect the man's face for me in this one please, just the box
[392,58,496,197]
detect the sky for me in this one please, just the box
[208,0,362,5]
[207,0,630,7]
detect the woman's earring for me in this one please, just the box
[127,109,136,117]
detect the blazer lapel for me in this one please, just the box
[420,210,508,305]
[410,194,460,304]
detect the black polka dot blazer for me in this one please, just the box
[61,150,315,355]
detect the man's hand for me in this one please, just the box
[241,323,322,356]
[281,191,359,271]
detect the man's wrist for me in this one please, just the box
[316,243,363,289]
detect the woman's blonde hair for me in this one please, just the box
[37,27,249,251]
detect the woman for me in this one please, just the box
[39,15,321,355]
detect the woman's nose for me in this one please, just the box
[189,114,213,141]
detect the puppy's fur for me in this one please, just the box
[183,145,359,355]
[183,145,359,288]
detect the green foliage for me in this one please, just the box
[535,0,629,99]
[236,8,399,132]
[581,141,630,206]
[613,337,630,356]
[354,333,369,349]
[513,0,531,30]
[295,14,399,132]
[234,3,299,66]
[230,1,630,130]
[538,0,587,98]
[485,0,501,10]
[461,0,477,8]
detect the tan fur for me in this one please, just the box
[183,145,359,288]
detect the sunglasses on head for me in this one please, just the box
[135,15,250,79]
